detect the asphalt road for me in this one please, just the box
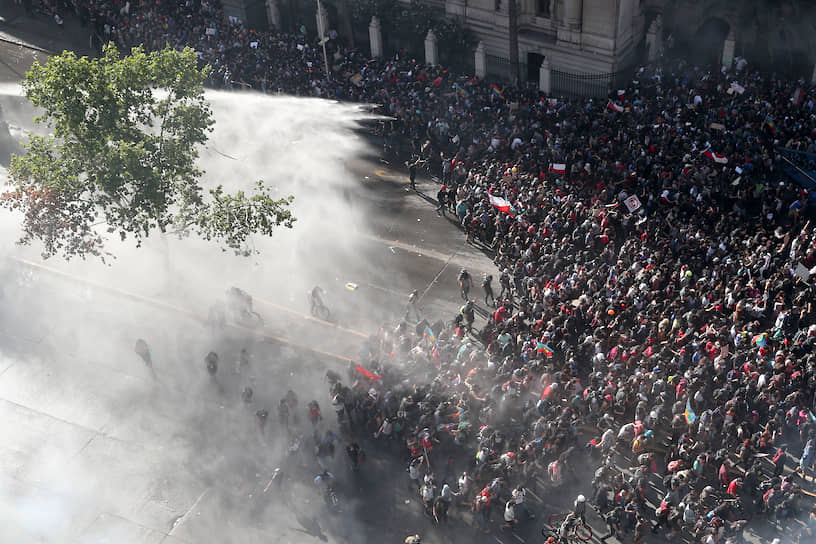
[0,152,523,544]
[0,11,806,544]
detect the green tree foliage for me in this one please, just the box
[1,44,295,260]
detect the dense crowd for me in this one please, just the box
[66,1,816,543]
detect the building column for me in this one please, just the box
[316,0,329,38]
[645,14,662,62]
[424,30,438,66]
[369,16,383,58]
[265,0,280,29]
[445,0,466,18]
[539,57,551,94]
[475,41,486,79]
[565,0,582,30]
[812,63,816,85]
[721,28,736,69]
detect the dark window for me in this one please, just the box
[537,0,550,17]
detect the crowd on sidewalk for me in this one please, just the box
[66,1,816,542]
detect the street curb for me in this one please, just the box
[0,35,53,56]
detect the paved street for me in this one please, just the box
[1,9,809,544]
[0,17,511,543]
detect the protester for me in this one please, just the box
[81,0,816,539]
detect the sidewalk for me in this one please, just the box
[0,0,93,59]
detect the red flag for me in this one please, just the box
[355,364,382,381]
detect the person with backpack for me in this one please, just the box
[459,301,475,333]
[457,268,472,300]
[436,185,448,216]
[346,441,364,472]
[482,274,495,307]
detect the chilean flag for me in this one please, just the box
[607,101,624,113]
[488,193,516,217]
[549,163,566,175]
[702,150,728,164]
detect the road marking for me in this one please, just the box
[374,168,407,183]
[252,295,367,338]
[9,257,355,363]
[167,488,209,536]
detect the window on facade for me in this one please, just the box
[537,0,550,17]
[495,0,502,11]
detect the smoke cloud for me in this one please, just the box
[0,87,386,542]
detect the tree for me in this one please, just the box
[1,44,295,261]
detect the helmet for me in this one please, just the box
[576,494,586,503]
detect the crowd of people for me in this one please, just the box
[60,1,816,542]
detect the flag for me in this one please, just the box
[454,83,468,97]
[490,84,504,100]
[355,364,382,382]
[765,115,776,133]
[549,163,566,175]
[685,399,697,425]
[607,101,624,113]
[536,342,553,358]
[424,326,438,346]
[702,150,728,164]
[488,193,517,216]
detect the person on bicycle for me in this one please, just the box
[314,470,335,503]
[228,286,252,315]
[458,268,472,300]
[559,511,580,539]
[573,494,587,522]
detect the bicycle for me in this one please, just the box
[543,513,592,543]
[226,287,264,327]
[308,291,331,320]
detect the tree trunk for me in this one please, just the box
[508,0,520,86]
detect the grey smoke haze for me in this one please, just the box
[0,86,384,543]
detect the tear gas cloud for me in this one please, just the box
[0,86,385,542]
